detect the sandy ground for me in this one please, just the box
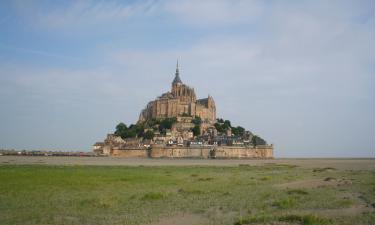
[0,156,374,170]
[148,213,207,225]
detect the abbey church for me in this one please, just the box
[138,62,216,124]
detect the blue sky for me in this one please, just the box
[0,0,374,157]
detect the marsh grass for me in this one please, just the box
[0,164,373,225]
[197,177,214,181]
[313,167,337,173]
[272,197,297,209]
[279,214,332,225]
[287,189,309,195]
[234,213,331,225]
[142,192,166,201]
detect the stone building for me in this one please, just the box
[138,62,216,123]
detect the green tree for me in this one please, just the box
[232,126,245,137]
[251,135,257,147]
[214,122,225,133]
[115,122,128,139]
[192,125,201,136]
[124,130,137,138]
[146,118,160,127]
[224,120,231,129]
[251,135,267,146]
[192,116,202,126]
[143,130,155,140]
[135,123,145,137]
[159,117,177,134]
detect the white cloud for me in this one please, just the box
[12,0,157,30]
[164,0,264,25]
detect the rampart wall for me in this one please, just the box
[110,145,273,159]
[150,146,211,158]
[112,149,148,157]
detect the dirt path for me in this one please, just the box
[145,213,207,225]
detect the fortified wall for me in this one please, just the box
[108,145,273,159]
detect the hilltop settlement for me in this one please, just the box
[93,62,273,158]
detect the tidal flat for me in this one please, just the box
[0,158,374,225]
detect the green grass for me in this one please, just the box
[234,214,332,225]
[141,192,167,201]
[0,164,374,225]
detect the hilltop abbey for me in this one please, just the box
[139,62,216,124]
[93,62,273,159]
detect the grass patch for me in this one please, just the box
[287,189,309,195]
[260,176,271,181]
[233,213,275,225]
[141,192,166,201]
[177,188,204,195]
[313,167,336,172]
[272,163,298,169]
[235,214,331,225]
[273,197,297,209]
[335,199,354,208]
[279,214,332,225]
[197,177,214,181]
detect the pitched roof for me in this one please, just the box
[172,60,182,84]
[172,73,182,84]
[197,98,208,107]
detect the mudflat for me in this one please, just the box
[1,156,374,170]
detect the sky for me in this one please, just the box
[0,0,374,157]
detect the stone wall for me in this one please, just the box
[109,145,273,159]
[150,146,211,158]
[112,149,148,157]
[214,146,273,159]
[149,145,273,159]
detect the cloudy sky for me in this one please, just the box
[0,0,374,157]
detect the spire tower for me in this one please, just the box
[172,59,182,85]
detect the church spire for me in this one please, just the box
[172,59,182,85]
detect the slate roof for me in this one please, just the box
[172,71,182,84]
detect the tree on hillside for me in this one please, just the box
[159,117,177,134]
[132,123,145,137]
[214,122,225,133]
[115,123,128,139]
[214,119,232,133]
[144,130,155,140]
[232,126,245,137]
[115,122,142,139]
[146,118,160,127]
[192,116,202,126]
[251,135,267,146]
[192,125,201,136]
[125,130,137,138]
[224,120,231,129]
